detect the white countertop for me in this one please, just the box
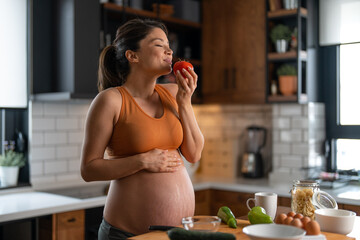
[0,176,359,224]
[192,175,360,206]
[0,188,106,223]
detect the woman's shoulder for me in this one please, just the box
[91,87,122,110]
[158,83,178,98]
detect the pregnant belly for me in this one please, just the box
[104,166,195,235]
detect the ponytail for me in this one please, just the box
[97,45,126,92]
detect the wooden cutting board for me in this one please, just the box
[128,219,356,240]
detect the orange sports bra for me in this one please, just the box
[106,84,183,157]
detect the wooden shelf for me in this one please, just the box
[268,94,297,102]
[267,93,307,103]
[103,3,201,29]
[268,50,307,61]
[267,7,307,18]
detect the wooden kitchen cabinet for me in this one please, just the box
[202,0,266,104]
[210,190,254,217]
[195,189,211,215]
[39,210,85,240]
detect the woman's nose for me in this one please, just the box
[165,46,173,55]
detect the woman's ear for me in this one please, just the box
[125,50,139,63]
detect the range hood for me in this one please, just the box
[31,92,95,102]
[32,0,100,102]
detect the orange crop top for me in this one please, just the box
[106,84,183,157]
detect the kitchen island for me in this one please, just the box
[128,218,359,240]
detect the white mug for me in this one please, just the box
[246,192,278,220]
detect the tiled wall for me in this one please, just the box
[269,103,326,183]
[29,101,325,189]
[193,104,273,178]
[30,101,91,189]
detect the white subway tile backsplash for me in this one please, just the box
[68,131,85,144]
[30,102,90,188]
[44,160,67,174]
[68,103,91,116]
[280,155,303,168]
[280,130,302,142]
[44,103,67,116]
[32,103,44,116]
[56,118,79,130]
[291,117,308,129]
[291,143,309,155]
[273,117,291,129]
[31,146,56,161]
[279,105,302,116]
[56,173,82,182]
[79,117,87,130]
[68,159,81,172]
[32,118,56,131]
[30,161,43,176]
[56,146,79,159]
[273,143,291,154]
[31,175,56,185]
[44,132,67,145]
[31,132,44,146]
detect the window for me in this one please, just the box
[320,0,360,173]
[324,43,360,172]
[339,43,360,125]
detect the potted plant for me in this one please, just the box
[0,146,25,187]
[270,24,291,53]
[276,64,297,96]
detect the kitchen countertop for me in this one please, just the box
[0,175,359,224]
[191,175,360,206]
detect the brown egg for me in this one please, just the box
[284,216,293,225]
[305,221,321,235]
[275,213,287,224]
[291,218,303,229]
[301,216,311,229]
[294,213,303,219]
[287,211,296,217]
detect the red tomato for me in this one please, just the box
[173,61,193,77]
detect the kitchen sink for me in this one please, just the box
[44,184,109,199]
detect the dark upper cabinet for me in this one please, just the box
[32,0,100,100]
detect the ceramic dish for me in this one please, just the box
[243,224,306,240]
[182,216,221,232]
[315,208,355,235]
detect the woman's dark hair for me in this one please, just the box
[98,18,168,92]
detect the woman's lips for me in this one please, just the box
[164,58,172,64]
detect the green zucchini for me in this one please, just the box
[167,228,236,240]
[217,206,237,228]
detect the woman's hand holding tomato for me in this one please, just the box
[173,61,197,106]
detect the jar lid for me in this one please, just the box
[312,190,338,209]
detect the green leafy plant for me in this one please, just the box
[277,64,297,76]
[0,150,26,167]
[270,24,292,43]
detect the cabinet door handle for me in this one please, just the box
[232,68,236,88]
[224,69,229,89]
[67,218,76,223]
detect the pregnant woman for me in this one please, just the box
[80,19,204,240]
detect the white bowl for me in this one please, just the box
[242,224,306,240]
[182,216,221,232]
[315,209,356,235]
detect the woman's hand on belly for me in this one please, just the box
[140,149,182,173]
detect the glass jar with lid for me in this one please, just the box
[291,180,338,220]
